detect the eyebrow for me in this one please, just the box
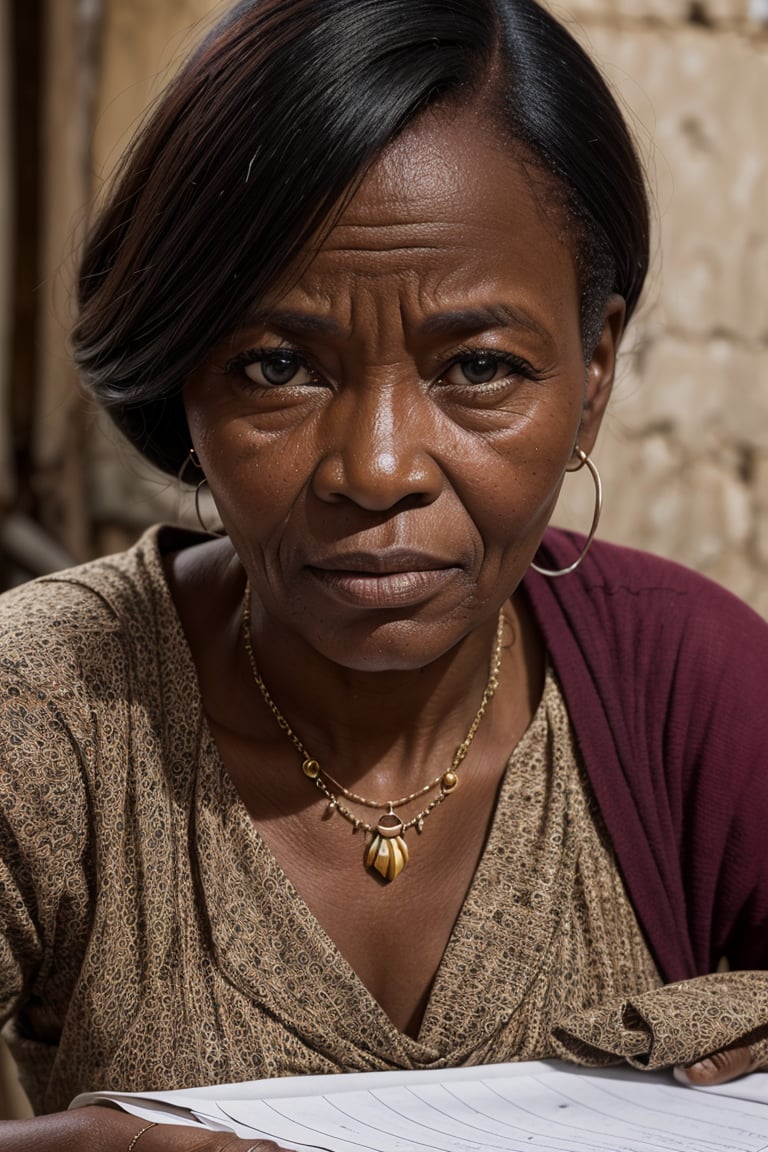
[240,303,549,342]
[242,309,344,336]
[419,305,550,341]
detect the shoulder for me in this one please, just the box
[0,526,185,769]
[524,528,768,794]
[0,526,195,832]
[0,525,179,671]
[527,528,768,664]
[526,529,768,828]
[535,526,751,602]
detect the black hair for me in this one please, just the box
[73,0,649,476]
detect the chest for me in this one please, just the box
[48,688,662,1107]
[219,733,508,1036]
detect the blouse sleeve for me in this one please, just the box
[550,972,768,1070]
[0,655,94,1031]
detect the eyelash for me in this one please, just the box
[224,344,543,389]
[440,345,544,385]
[225,346,319,388]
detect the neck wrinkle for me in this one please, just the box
[243,612,510,796]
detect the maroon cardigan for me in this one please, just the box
[522,529,768,983]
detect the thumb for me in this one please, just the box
[674,1045,755,1086]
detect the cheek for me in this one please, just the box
[445,389,582,528]
[190,411,317,539]
[457,449,565,556]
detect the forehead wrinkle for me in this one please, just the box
[344,281,397,351]
[324,217,453,255]
[322,232,445,257]
[325,243,443,255]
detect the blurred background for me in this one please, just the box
[0,0,766,609]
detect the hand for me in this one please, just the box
[674,1044,762,1087]
[133,1124,291,1152]
[0,1108,293,1152]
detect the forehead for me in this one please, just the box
[344,106,559,228]
[280,105,580,324]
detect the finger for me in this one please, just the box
[674,1045,755,1086]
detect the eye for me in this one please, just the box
[226,348,315,388]
[440,351,535,387]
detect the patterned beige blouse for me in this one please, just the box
[0,527,766,1116]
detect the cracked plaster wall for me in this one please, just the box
[546,0,768,614]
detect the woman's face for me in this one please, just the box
[184,106,623,671]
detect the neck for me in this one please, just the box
[242,597,514,796]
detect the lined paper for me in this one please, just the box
[72,1061,768,1152]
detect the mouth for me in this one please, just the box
[309,548,456,575]
[305,550,462,608]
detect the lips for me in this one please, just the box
[309,548,455,575]
[305,549,461,608]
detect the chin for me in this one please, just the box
[301,613,478,674]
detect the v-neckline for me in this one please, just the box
[190,670,570,1063]
[153,527,572,1065]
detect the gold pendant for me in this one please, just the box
[365,810,409,882]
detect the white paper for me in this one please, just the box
[71,1061,768,1152]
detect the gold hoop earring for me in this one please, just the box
[194,478,225,536]
[176,448,199,486]
[530,447,602,578]
[184,448,225,537]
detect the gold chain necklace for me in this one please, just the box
[241,583,506,882]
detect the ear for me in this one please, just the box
[577,293,626,456]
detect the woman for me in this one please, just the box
[1,0,767,1148]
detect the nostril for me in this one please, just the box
[394,491,436,512]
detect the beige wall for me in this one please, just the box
[27,1,768,613]
[547,0,768,614]
[32,0,226,560]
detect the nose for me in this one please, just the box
[311,381,444,512]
